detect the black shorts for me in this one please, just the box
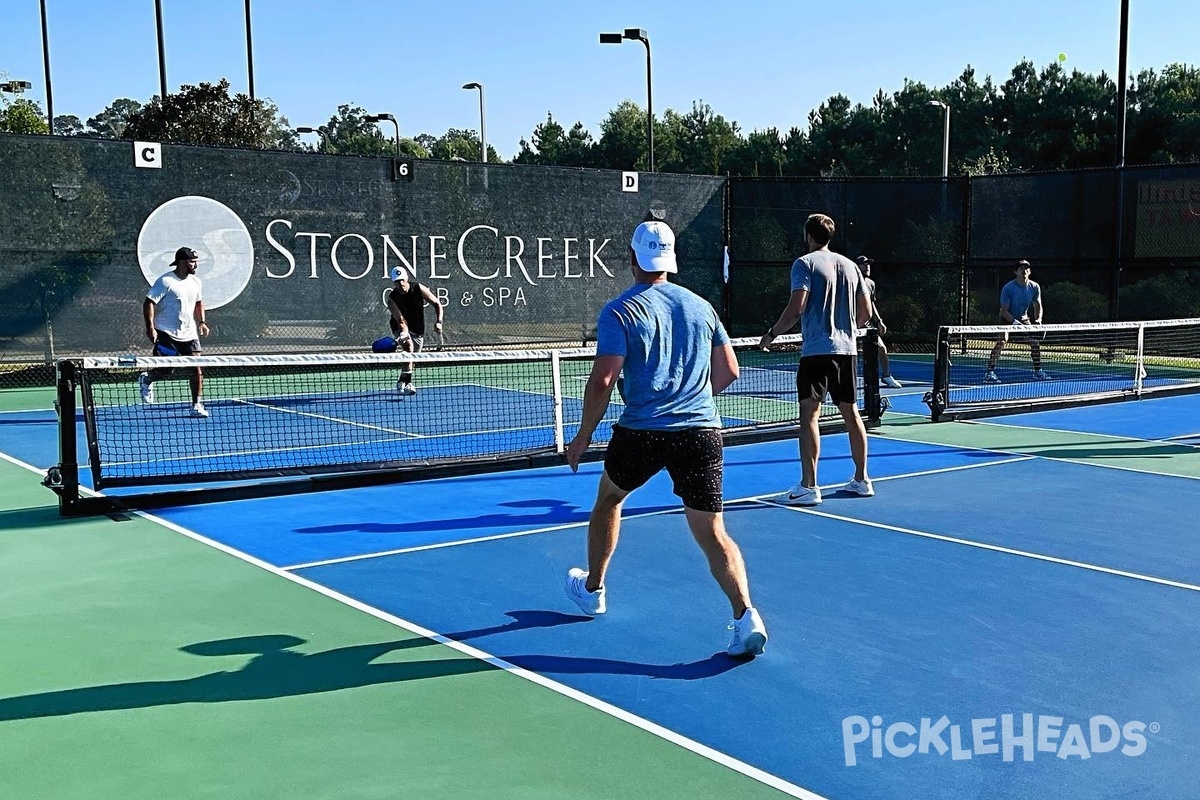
[797,354,857,405]
[996,319,1038,344]
[603,425,724,513]
[152,331,201,356]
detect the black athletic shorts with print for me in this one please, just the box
[603,425,725,513]
[796,354,857,405]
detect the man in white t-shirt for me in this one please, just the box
[140,246,211,417]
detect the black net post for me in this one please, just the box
[46,358,81,514]
[929,326,951,421]
[862,328,882,423]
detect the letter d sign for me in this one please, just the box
[134,141,162,169]
[622,171,639,193]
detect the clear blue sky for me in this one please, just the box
[2,0,1196,159]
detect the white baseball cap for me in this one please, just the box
[389,266,409,282]
[630,221,678,273]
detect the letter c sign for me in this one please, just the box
[134,141,163,169]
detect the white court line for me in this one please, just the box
[284,455,1034,571]
[232,397,431,438]
[0,450,824,800]
[756,500,1200,594]
[105,435,415,469]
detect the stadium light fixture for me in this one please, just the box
[462,82,487,163]
[365,113,400,156]
[0,80,33,93]
[928,100,950,178]
[600,27,654,172]
[295,126,330,151]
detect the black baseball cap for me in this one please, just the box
[1015,259,1031,268]
[170,247,199,265]
[856,255,873,265]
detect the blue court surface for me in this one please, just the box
[3,390,1197,799]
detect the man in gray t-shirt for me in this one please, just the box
[760,213,874,507]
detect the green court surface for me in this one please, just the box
[0,458,790,800]
[880,413,1200,479]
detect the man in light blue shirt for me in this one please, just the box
[563,220,767,658]
[985,259,1049,383]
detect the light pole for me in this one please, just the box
[600,27,653,172]
[462,82,487,163]
[365,113,400,156]
[296,126,330,152]
[1112,0,1131,321]
[39,0,53,132]
[245,0,256,128]
[928,100,950,178]
[154,0,167,102]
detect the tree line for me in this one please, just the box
[1,59,1197,175]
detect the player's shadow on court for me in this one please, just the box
[0,612,740,721]
[293,499,675,536]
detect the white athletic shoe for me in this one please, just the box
[881,375,902,388]
[191,402,209,418]
[727,607,768,658]
[776,483,822,506]
[843,477,875,497]
[984,370,1001,384]
[139,373,154,404]
[1033,369,1050,381]
[565,568,606,615]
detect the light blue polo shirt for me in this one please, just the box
[1000,279,1042,320]
[595,282,729,430]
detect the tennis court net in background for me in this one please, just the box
[49,333,882,514]
[927,318,1200,420]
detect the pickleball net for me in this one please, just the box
[48,333,883,514]
[927,318,1200,420]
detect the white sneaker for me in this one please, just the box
[396,378,405,393]
[405,383,418,396]
[191,402,209,418]
[776,483,821,506]
[565,568,606,615]
[843,477,875,497]
[1033,369,1050,381]
[881,375,902,388]
[984,370,1001,384]
[727,607,767,658]
[139,373,154,404]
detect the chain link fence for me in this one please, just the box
[2,132,1198,391]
